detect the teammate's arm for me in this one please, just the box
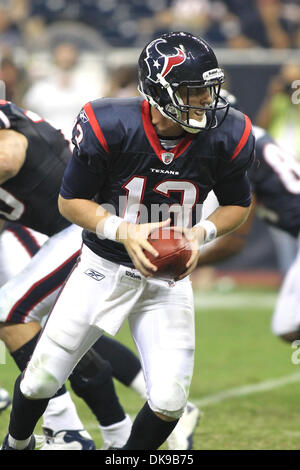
[0,130,28,184]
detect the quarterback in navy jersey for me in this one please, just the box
[199,125,300,345]
[3,31,255,451]
[0,97,202,450]
[60,96,254,269]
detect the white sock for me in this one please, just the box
[8,435,31,450]
[99,414,132,448]
[42,392,84,433]
[129,370,147,399]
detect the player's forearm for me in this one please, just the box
[0,130,27,183]
[58,195,119,235]
[196,197,255,265]
[0,154,15,184]
[192,203,250,247]
[0,149,23,183]
[205,204,250,237]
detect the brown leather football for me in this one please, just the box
[146,227,192,280]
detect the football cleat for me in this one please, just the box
[38,427,96,450]
[0,387,11,412]
[166,402,201,450]
[1,434,35,450]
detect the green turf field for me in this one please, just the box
[1,287,299,450]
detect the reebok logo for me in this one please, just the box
[85,269,105,281]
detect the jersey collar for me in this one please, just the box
[141,100,195,164]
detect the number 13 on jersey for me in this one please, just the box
[122,176,200,227]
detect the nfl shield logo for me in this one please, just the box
[161,152,174,165]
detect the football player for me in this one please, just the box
[0,101,199,450]
[2,31,255,450]
[198,123,300,345]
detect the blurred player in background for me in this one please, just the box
[255,63,300,275]
[198,98,300,347]
[1,31,254,450]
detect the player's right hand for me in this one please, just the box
[116,218,171,277]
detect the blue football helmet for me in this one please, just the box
[138,31,229,133]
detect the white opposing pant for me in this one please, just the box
[272,235,300,336]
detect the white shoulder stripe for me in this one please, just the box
[0,110,11,128]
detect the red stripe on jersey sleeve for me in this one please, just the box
[230,114,252,161]
[83,102,109,154]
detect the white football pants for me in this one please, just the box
[21,245,195,419]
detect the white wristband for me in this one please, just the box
[103,215,124,241]
[196,220,217,244]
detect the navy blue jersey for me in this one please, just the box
[61,97,255,266]
[250,126,300,237]
[0,100,71,235]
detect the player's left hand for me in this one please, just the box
[175,226,205,281]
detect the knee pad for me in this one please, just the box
[20,360,60,400]
[149,381,187,420]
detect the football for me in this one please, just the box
[146,226,192,280]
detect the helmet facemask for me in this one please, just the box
[139,71,229,134]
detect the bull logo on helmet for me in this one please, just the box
[145,38,186,84]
